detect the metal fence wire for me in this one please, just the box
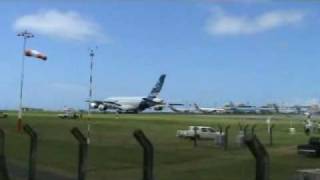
[0,124,271,180]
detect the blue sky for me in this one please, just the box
[1,1,320,110]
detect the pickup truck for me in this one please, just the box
[176,126,221,140]
[0,112,8,118]
[298,137,320,157]
[57,112,79,119]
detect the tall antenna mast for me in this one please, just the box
[87,46,97,144]
[88,46,98,116]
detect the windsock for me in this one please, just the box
[24,49,47,61]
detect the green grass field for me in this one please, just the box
[0,112,319,180]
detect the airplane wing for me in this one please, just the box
[86,100,122,109]
[168,103,184,106]
[86,100,104,104]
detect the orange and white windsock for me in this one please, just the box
[24,49,47,61]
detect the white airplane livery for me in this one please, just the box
[88,74,166,113]
[168,104,195,113]
[194,103,226,113]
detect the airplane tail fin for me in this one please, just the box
[148,74,166,98]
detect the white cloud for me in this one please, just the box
[206,8,306,36]
[14,10,107,42]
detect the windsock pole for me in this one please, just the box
[17,30,34,132]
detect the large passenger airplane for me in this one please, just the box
[88,74,166,113]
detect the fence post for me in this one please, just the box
[23,125,38,180]
[71,127,88,180]
[217,124,223,134]
[224,125,230,150]
[193,127,198,147]
[269,125,275,146]
[251,124,257,135]
[0,129,10,180]
[244,124,250,136]
[133,130,154,180]
[244,135,270,180]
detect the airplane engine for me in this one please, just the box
[154,106,164,111]
[98,104,107,111]
[90,102,99,109]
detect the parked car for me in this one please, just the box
[297,137,320,157]
[176,126,221,140]
[0,112,8,118]
[57,111,79,119]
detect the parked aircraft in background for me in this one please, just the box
[88,74,166,113]
[194,103,226,114]
[222,102,237,114]
[306,104,320,115]
[234,104,259,114]
[295,105,310,114]
[278,106,299,114]
[223,102,259,114]
[169,104,195,113]
[299,104,320,117]
[259,104,279,114]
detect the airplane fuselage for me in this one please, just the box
[105,96,148,112]
[89,74,166,113]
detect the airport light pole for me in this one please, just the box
[88,48,95,117]
[87,47,97,144]
[17,30,34,132]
